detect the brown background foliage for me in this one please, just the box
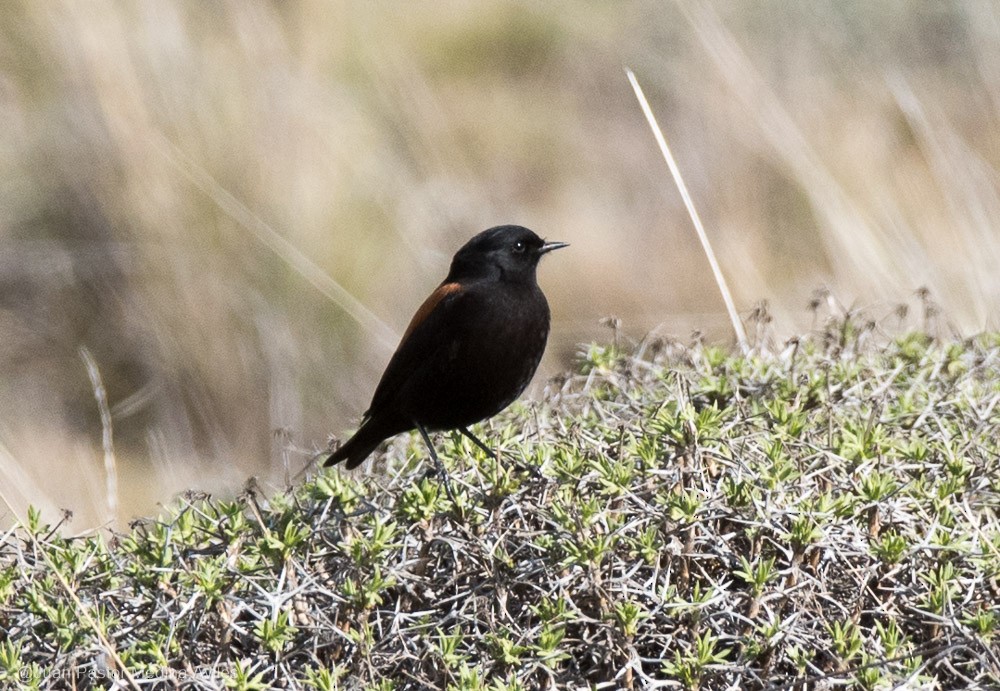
[1,1,998,527]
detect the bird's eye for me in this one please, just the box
[512,240,526,253]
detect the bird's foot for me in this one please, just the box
[424,457,457,506]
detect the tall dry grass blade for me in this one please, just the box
[80,347,118,525]
[888,74,1000,327]
[625,67,749,352]
[153,135,400,351]
[675,1,936,319]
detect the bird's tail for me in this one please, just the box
[325,417,401,470]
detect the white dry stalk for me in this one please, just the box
[80,346,118,524]
[625,67,749,352]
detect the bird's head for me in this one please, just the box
[449,225,567,283]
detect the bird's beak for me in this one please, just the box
[539,241,569,254]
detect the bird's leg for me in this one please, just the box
[458,427,497,459]
[459,426,542,479]
[416,422,457,505]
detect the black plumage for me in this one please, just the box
[326,225,566,469]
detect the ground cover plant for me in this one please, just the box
[1,314,999,689]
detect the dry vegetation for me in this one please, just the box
[2,2,1000,526]
[2,312,999,689]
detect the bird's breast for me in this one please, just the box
[465,284,550,395]
[402,281,552,428]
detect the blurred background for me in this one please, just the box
[2,1,998,529]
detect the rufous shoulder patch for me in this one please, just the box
[400,282,463,342]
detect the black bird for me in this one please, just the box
[326,225,566,470]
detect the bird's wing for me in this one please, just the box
[364,281,468,417]
[400,282,463,342]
